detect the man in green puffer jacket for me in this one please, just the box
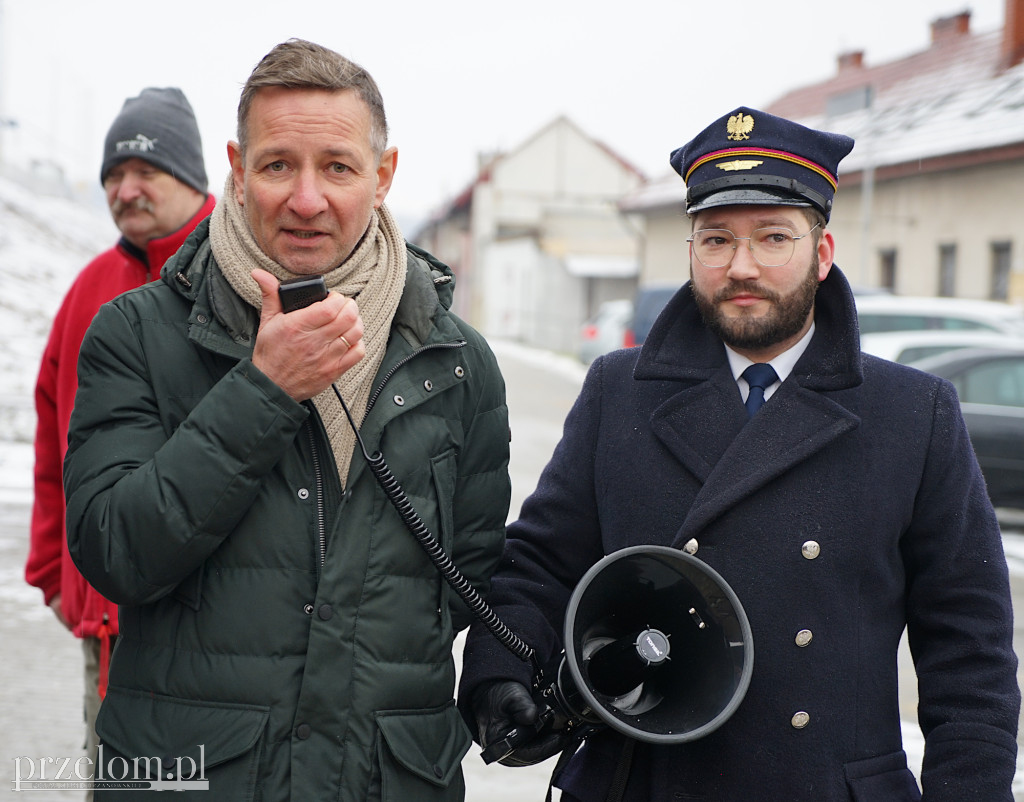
[64,38,511,801]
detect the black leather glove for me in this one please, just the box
[472,680,578,767]
[473,680,540,748]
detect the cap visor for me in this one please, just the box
[686,188,811,215]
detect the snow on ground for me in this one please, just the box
[0,171,114,443]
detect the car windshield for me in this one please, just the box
[859,313,1002,334]
[955,358,1024,407]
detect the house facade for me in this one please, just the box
[414,116,645,354]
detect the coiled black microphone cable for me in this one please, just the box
[332,384,537,671]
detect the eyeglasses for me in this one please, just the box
[687,223,821,268]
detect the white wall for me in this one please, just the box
[830,160,1024,300]
[480,237,589,356]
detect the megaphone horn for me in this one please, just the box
[564,544,753,744]
[483,545,753,766]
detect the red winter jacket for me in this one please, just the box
[26,195,216,645]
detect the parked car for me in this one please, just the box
[861,330,1024,365]
[579,299,633,364]
[909,347,1024,510]
[626,283,679,347]
[854,294,1024,337]
[850,285,893,297]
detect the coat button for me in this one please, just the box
[296,723,311,739]
[297,488,309,500]
[196,313,208,324]
[424,380,434,391]
[682,538,699,555]
[303,604,314,615]
[318,604,333,620]
[393,395,405,406]
[433,764,444,778]
[795,629,813,647]
[801,540,821,560]
[791,711,810,729]
[454,366,465,378]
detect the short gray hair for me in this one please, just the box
[236,38,388,158]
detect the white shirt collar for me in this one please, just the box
[725,322,815,402]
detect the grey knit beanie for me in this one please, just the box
[100,87,208,194]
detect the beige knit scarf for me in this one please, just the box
[209,173,407,488]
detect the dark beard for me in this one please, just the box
[692,257,820,352]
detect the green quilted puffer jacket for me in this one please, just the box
[65,218,511,801]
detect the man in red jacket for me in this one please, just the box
[25,86,215,772]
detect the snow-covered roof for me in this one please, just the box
[790,43,1024,175]
[622,13,1024,212]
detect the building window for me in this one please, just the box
[991,242,1011,301]
[938,244,957,297]
[879,249,897,292]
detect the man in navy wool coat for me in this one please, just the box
[458,107,1020,800]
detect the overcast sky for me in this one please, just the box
[0,0,1007,232]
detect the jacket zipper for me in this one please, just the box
[304,339,466,569]
[365,341,466,415]
[306,425,327,568]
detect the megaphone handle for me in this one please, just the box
[480,707,555,765]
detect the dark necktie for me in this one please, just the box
[742,363,779,418]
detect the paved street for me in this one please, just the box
[2,341,1023,799]
[1,449,85,800]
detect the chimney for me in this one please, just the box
[931,10,971,43]
[837,50,865,72]
[1003,0,1024,68]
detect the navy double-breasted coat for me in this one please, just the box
[459,267,1019,801]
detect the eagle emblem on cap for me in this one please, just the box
[727,113,754,141]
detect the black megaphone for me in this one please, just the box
[482,545,753,765]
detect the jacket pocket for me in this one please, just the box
[430,448,458,636]
[375,701,472,802]
[844,750,922,801]
[429,448,457,553]
[95,687,269,801]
